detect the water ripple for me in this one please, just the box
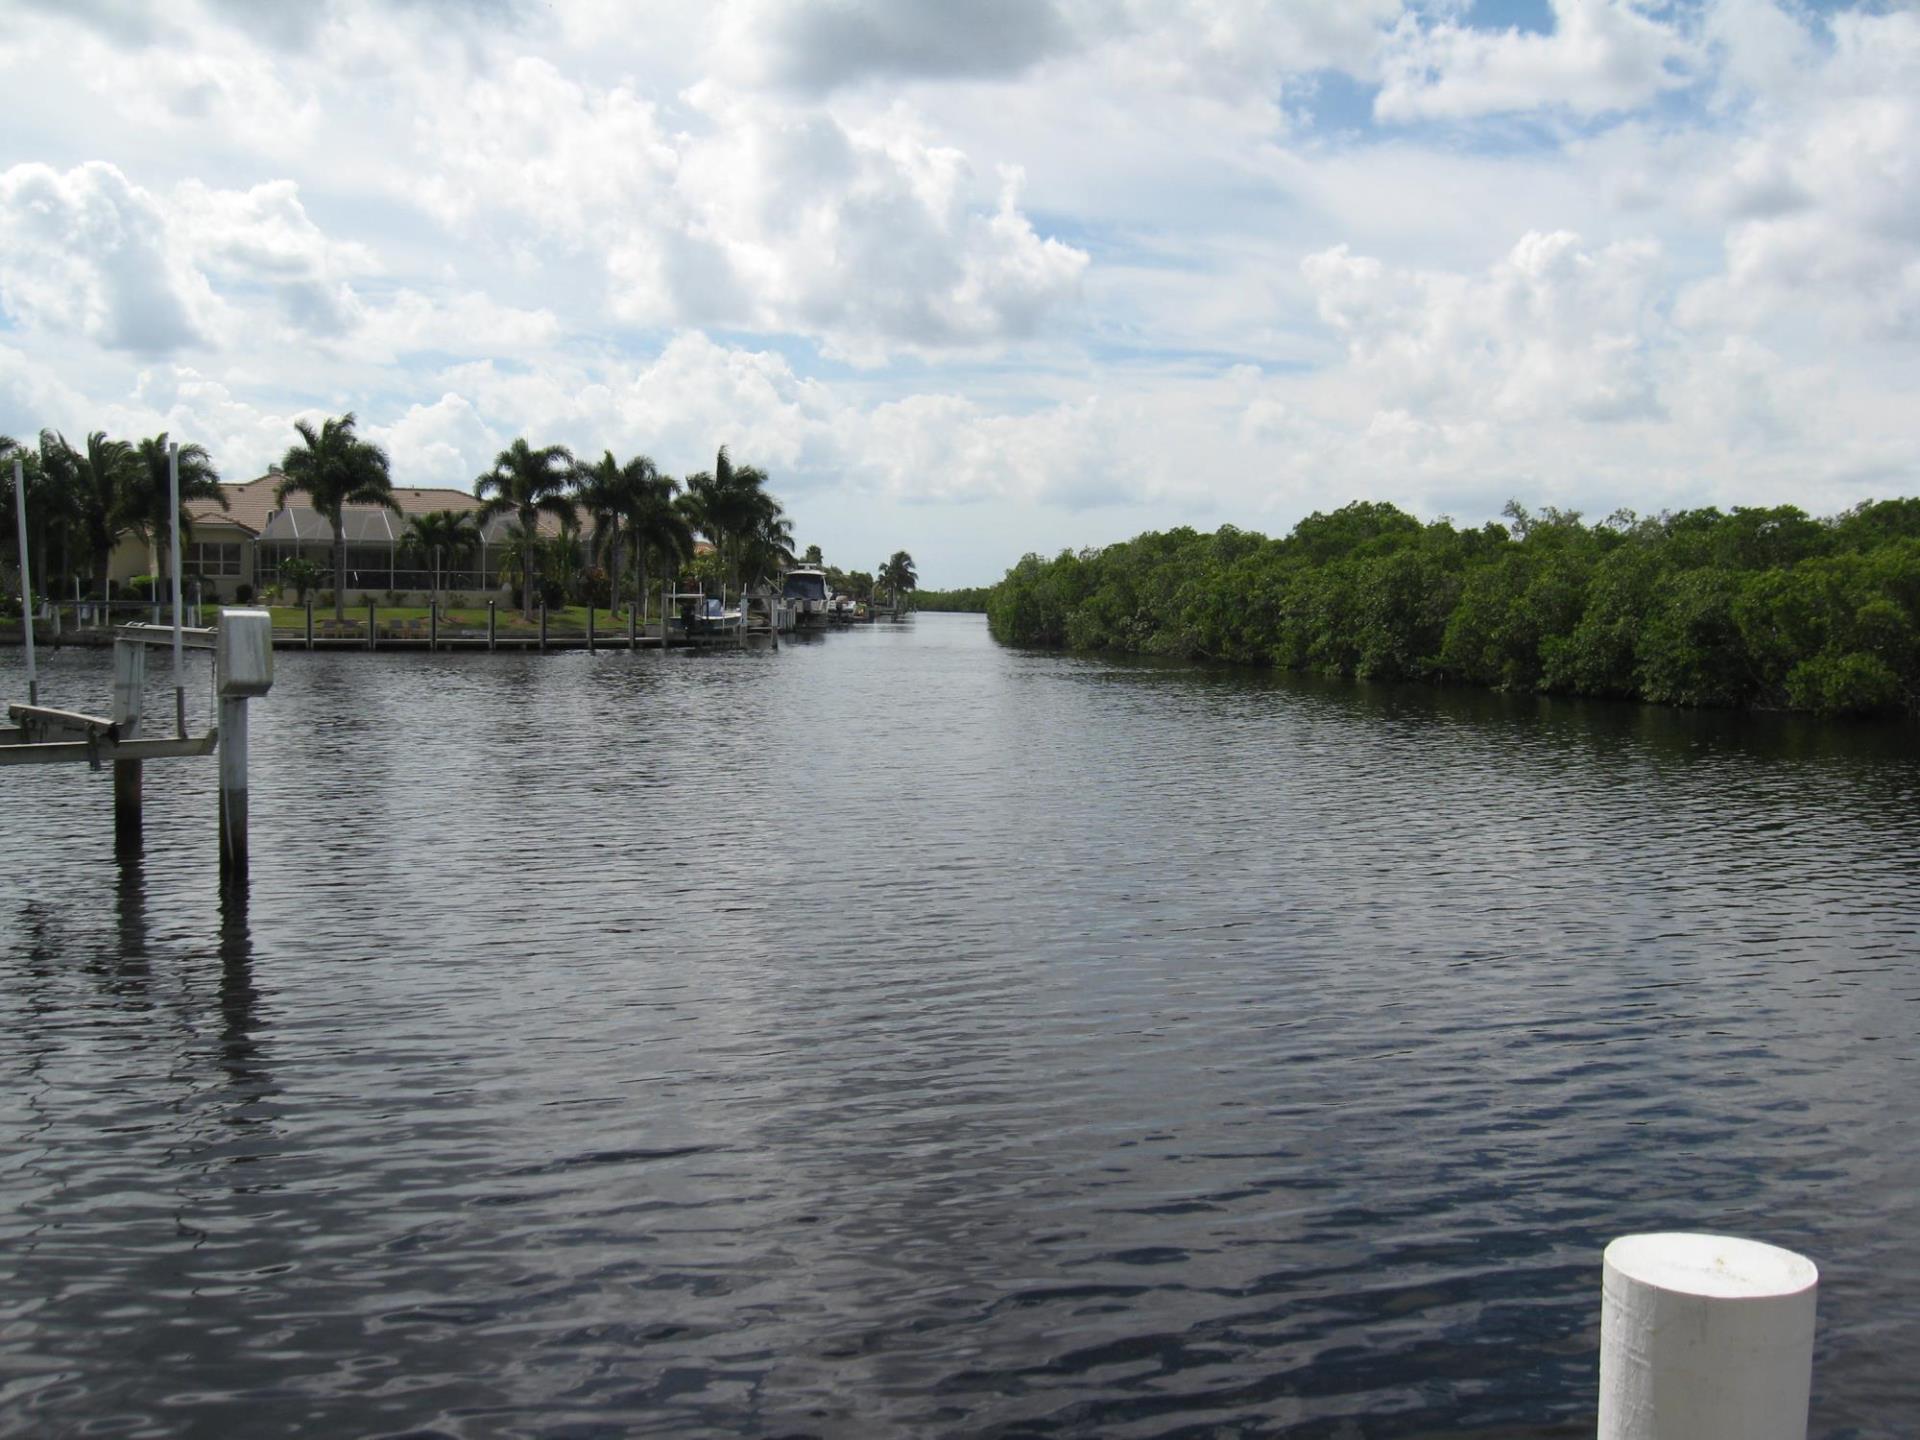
[1,622,1916,1438]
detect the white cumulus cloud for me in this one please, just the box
[1304,229,1667,424]
[0,162,212,352]
[1376,0,1695,122]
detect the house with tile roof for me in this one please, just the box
[107,467,715,604]
[106,465,717,604]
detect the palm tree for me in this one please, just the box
[474,438,575,616]
[40,430,141,603]
[275,413,399,621]
[734,498,794,594]
[399,509,479,613]
[880,550,918,612]
[573,450,641,613]
[541,530,585,601]
[1,437,22,600]
[683,445,778,592]
[129,434,225,583]
[490,524,540,610]
[623,466,692,622]
[1,436,25,577]
[7,437,79,607]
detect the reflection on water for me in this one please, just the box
[1,619,1917,1439]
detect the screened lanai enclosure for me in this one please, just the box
[254,506,532,596]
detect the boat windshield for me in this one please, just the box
[784,574,827,601]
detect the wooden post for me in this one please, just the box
[305,599,314,650]
[367,598,377,651]
[587,605,595,654]
[111,639,145,851]
[487,599,496,651]
[218,694,248,874]
[628,600,637,650]
[429,596,438,652]
[661,580,670,649]
[539,601,547,652]
[1600,1233,1817,1440]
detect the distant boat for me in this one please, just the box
[782,567,831,629]
[667,590,743,640]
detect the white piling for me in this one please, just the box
[12,459,36,705]
[168,442,185,736]
[1599,1232,1817,1440]
[214,610,274,876]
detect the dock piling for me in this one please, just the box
[305,599,314,650]
[628,601,637,650]
[1598,1232,1816,1440]
[587,605,595,654]
[539,601,547,652]
[367,599,377,651]
[217,692,248,872]
[168,443,185,737]
[215,611,274,877]
[487,600,496,651]
[111,639,145,850]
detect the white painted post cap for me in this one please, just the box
[1599,1232,1818,1440]
[216,608,275,698]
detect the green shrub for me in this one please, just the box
[1786,653,1903,716]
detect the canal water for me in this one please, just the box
[1,614,1915,1439]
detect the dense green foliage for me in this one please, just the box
[986,500,1920,718]
[879,550,917,610]
[280,413,398,620]
[916,586,992,612]
[4,428,224,603]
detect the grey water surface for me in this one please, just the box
[2,613,1916,1439]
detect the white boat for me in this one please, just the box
[666,590,744,640]
[781,567,832,629]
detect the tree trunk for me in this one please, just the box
[610,532,622,615]
[519,508,534,619]
[333,517,347,621]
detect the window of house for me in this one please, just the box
[189,541,244,577]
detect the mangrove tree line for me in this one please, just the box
[985,499,1920,718]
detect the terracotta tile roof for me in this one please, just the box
[186,473,281,536]
[192,473,575,540]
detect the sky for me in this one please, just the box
[0,0,1916,586]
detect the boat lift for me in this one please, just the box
[5,449,272,873]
